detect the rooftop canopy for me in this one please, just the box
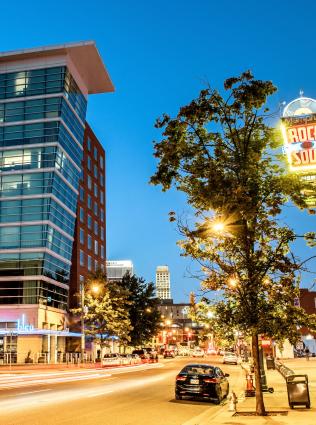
[0,41,114,94]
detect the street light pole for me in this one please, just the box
[80,282,85,362]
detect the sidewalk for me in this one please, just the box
[200,358,316,425]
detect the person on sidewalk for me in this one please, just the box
[305,348,310,361]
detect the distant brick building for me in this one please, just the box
[299,288,316,337]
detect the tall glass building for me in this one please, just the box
[0,42,113,363]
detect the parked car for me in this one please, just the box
[206,348,217,355]
[102,353,121,366]
[175,363,230,403]
[192,347,205,358]
[178,348,190,356]
[164,350,176,358]
[132,349,149,359]
[222,352,238,365]
[142,347,158,360]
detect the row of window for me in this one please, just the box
[0,224,73,261]
[0,279,68,309]
[79,229,105,258]
[0,197,75,236]
[0,96,60,123]
[79,251,103,272]
[63,69,87,122]
[60,98,84,143]
[0,171,78,212]
[86,139,104,169]
[81,176,104,203]
[0,67,87,122]
[0,251,70,285]
[0,145,80,189]
[79,188,105,221]
[79,208,105,238]
[0,121,83,167]
[86,156,104,186]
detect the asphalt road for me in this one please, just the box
[0,356,244,425]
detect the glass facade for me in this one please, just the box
[0,66,87,309]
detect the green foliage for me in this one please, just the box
[151,71,316,414]
[72,271,132,347]
[118,272,161,347]
[151,70,316,341]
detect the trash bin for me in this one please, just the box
[286,374,310,409]
[266,356,275,370]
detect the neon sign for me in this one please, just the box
[17,314,34,332]
[282,97,316,172]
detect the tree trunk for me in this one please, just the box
[251,333,266,416]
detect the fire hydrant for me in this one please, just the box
[228,391,238,412]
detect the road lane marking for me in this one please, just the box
[16,389,52,396]
[87,390,113,398]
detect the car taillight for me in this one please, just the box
[176,375,187,381]
[203,378,220,383]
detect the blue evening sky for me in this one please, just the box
[2,0,316,301]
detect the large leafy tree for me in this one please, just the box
[73,271,132,351]
[150,71,316,415]
[118,273,161,347]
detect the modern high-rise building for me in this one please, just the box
[0,42,113,363]
[106,260,133,281]
[155,265,171,300]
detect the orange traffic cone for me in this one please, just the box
[245,373,255,397]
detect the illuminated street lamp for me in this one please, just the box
[80,281,100,361]
[212,221,225,233]
[228,277,238,288]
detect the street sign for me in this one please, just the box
[294,297,300,307]
[296,341,304,350]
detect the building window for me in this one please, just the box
[100,156,104,170]
[100,174,104,187]
[101,245,104,259]
[94,240,98,255]
[100,191,104,205]
[101,226,104,241]
[88,176,92,190]
[94,184,98,198]
[88,235,92,250]
[94,259,98,271]
[94,146,98,160]
[94,164,98,179]
[94,221,98,235]
[88,195,92,209]
[79,186,84,202]
[94,202,98,216]
[101,210,104,222]
[80,275,84,282]
[80,250,84,266]
[88,214,92,229]
[101,264,105,273]
[80,229,84,244]
[87,156,91,171]
[88,255,92,271]
[79,207,84,222]
[87,138,91,151]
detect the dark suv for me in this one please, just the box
[132,349,148,359]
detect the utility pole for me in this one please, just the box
[80,282,85,362]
